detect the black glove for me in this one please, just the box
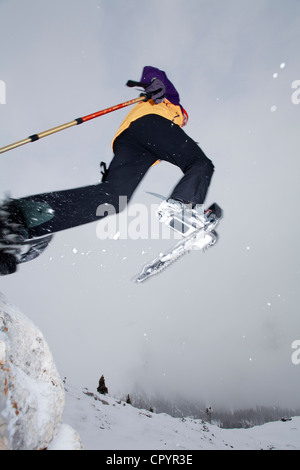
[126,78,166,103]
[145,78,166,103]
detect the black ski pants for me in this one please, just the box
[22,115,214,237]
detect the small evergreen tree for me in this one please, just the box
[126,394,132,405]
[206,406,213,424]
[97,375,108,395]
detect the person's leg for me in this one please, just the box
[6,131,157,238]
[127,115,214,205]
[2,114,213,240]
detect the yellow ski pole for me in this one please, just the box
[0,95,146,155]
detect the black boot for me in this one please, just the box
[0,198,54,275]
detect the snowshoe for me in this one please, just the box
[134,202,222,283]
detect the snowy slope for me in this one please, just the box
[49,384,300,451]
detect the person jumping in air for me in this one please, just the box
[0,66,216,275]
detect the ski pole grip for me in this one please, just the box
[126,81,163,101]
[126,80,151,101]
[126,80,145,88]
[126,80,163,102]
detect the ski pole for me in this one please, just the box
[0,95,146,155]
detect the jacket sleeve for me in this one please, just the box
[140,66,181,106]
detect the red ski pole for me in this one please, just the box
[0,95,146,155]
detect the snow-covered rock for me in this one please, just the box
[47,424,83,450]
[0,292,81,450]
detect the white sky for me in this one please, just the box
[1,0,300,411]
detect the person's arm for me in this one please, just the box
[140,66,181,106]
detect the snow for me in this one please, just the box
[50,384,300,451]
[48,424,82,451]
